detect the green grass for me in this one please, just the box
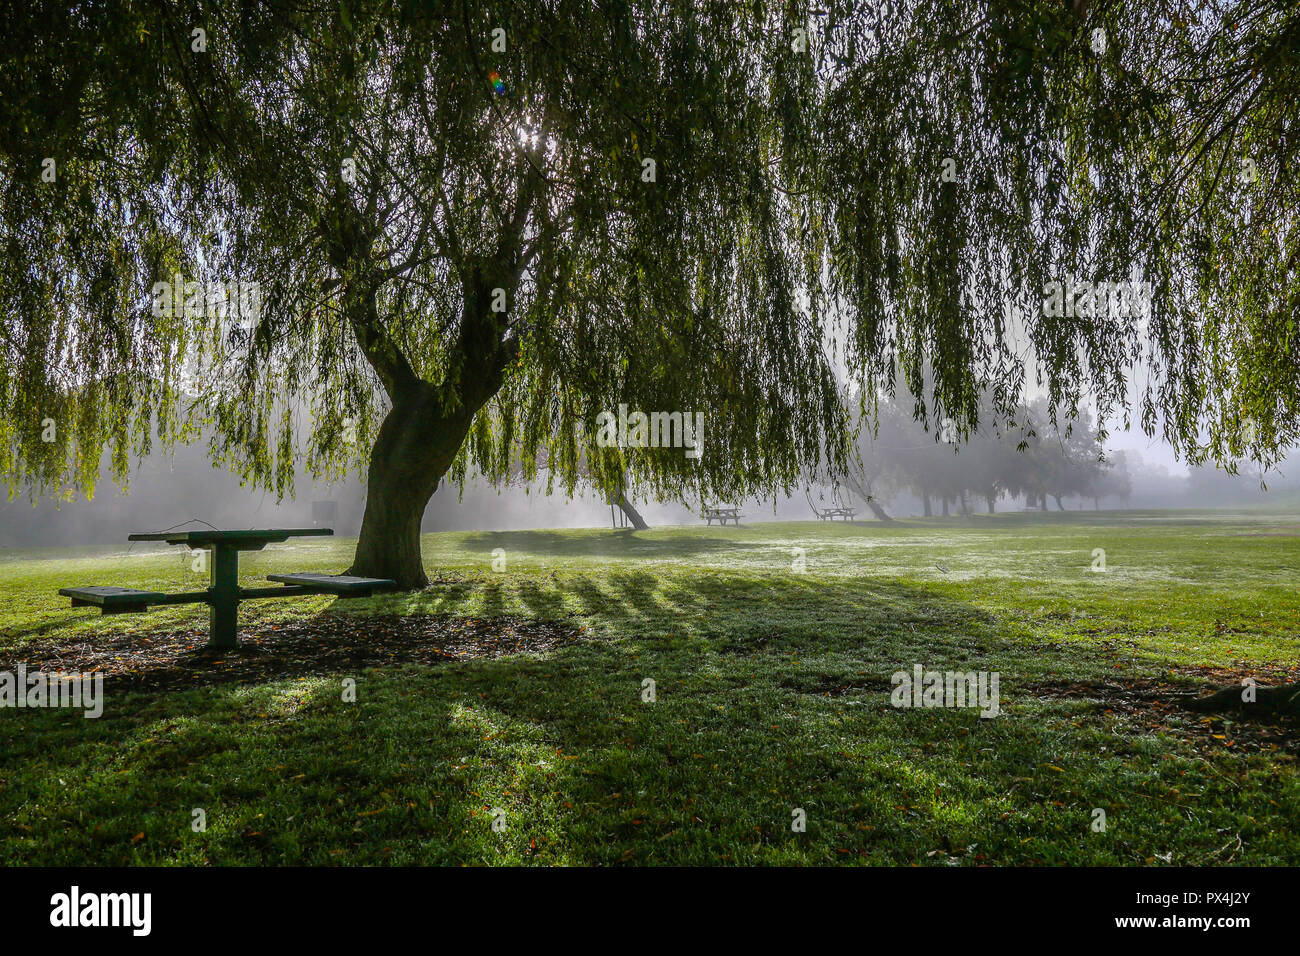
[1,509,1297,865]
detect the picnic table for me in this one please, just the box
[58,528,396,650]
[701,506,743,526]
[813,506,858,521]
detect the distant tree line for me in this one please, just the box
[846,394,1131,517]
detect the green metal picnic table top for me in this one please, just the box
[127,528,333,546]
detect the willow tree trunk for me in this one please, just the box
[331,206,521,590]
[615,493,649,530]
[841,471,894,522]
[863,497,892,521]
[348,383,479,589]
[837,470,899,522]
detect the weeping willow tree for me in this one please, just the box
[2,0,1298,589]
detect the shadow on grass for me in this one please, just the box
[0,611,88,643]
[5,572,1286,865]
[457,528,757,560]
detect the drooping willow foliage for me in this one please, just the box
[816,0,1300,475]
[2,0,1297,513]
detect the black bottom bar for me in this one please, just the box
[2,866,1279,942]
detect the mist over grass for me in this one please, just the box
[4,433,1298,551]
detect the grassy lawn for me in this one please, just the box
[1,509,1297,865]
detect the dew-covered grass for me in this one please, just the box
[1,509,1296,864]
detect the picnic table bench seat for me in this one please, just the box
[58,586,168,614]
[57,528,401,649]
[266,572,396,596]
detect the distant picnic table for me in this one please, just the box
[701,506,742,526]
[58,528,395,650]
[812,506,858,521]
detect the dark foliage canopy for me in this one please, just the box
[3,0,1297,509]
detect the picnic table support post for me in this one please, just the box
[208,544,240,649]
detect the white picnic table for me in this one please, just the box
[701,506,743,526]
[813,506,858,521]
